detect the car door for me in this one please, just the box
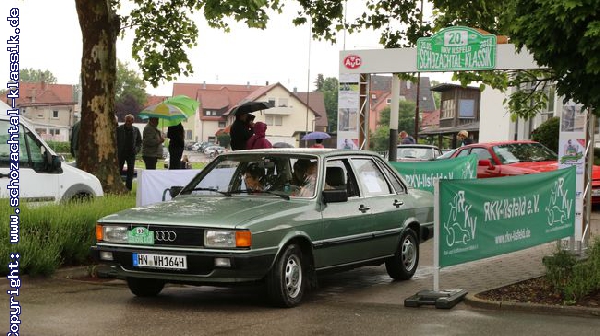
[456,147,501,178]
[316,158,373,267]
[0,120,60,204]
[350,157,408,259]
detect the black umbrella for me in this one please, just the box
[231,101,272,116]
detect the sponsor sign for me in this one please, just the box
[438,167,576,267]
[417,26,497,71]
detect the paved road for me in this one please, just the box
[3,276,600,336]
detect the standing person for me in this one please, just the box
[70,119,81,164]
[116,114,142,190]
[230,113,254,150]
[142,117,165,170]
[457,130,474,147]
[246,121,272,149]
[399,131,416,144]
[167,122,185,170]
[310,139,325,148]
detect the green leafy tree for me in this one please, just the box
[314,74,338,132]
[74,0,284,194]
[114,60,147,122]
[19,68,58,83]
[370,100,416,151]
[531,116,559,154]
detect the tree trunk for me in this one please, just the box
[75,0,126,194]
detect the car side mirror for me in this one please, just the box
[169,186,184,198]
[478,159,494,168]
[322,189,348,203]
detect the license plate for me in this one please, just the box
[132,253,187,270]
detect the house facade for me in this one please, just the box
[172,82,326,147]
[10,81,78,142]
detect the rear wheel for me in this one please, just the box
[126,278,165,297]
[266,244,305,307]
[385,229,419,280]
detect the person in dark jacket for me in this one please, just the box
[246,122,272,149]
[116,114,142,190]
[167,123,185,170]
[230,114,254,150]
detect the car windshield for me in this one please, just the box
[436,149,456,160]
[492,142,558,164]
[180,153,319,198]
[397,147,435,160]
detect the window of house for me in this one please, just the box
[265,115,283,126]
[49,128,60,136]
[441,100,456,119]
[204,110,217,116]
[268,98,276,107]
[218,121,226,128]
[186,130,192,140]
[278,98,288,107]
[52,110,59,118]
[458,99,475,118]
[386,98,392,104]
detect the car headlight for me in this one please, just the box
[96,224,129,243]
[204,230,251,248]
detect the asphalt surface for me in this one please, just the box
[43,209,600,317]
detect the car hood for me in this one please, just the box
[507,161,600,182]
[506,161,558,173]
[99,195,308,229]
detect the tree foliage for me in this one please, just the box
[19,68,57,83]
[314,74,338,132]
[531,116,559,153]
[370,101,416,151]
[114,60,147,122]
[507,0,600,113]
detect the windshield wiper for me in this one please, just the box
[189,187,231,196]
[229,189,290,200]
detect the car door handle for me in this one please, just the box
[358,204,370,213]
[393,200,404,208]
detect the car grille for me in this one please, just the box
[127,224,204,247]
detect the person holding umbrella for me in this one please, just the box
[230,113,254,150]
[142,117,165,169]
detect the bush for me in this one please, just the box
[543,238,600,303]
[531,117,559,153]
[46,140,71,154]
[0,194,135,276]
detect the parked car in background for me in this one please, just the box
[396,144,443,161]
[203,145,226,158]
[185,141,197,150]
[195,141,215,152]
[92,149,434,307]
[449,140,600,203]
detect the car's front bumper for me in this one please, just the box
[90,245,275,284]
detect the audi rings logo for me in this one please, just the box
[155,231,177,242]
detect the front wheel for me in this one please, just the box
[126,278,165,297]
[385,229,419,280]
[266,244,305,308]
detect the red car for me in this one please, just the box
[449,140,600,203]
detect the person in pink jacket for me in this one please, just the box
[246,121,272,149]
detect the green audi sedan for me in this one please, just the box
[92,149,434,307]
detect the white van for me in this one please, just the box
[0,102,103,205]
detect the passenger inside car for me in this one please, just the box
[244,164,264,192]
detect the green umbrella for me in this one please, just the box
[157,95,200,127]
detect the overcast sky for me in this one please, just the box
[1,0,450,96]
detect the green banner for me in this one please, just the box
[438,166,576,267]
[390,154,478,193]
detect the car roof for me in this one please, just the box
[396,144,440,149]
[222,148,380,159]
[458,140,538,149]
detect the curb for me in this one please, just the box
[464,293,600,317]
